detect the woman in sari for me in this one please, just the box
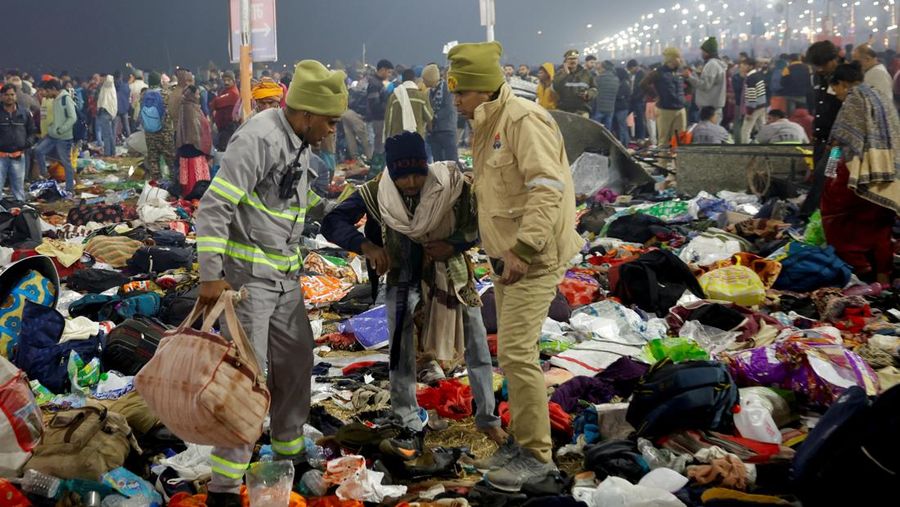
[825,63,900,284]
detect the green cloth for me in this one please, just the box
[286,60,348,117]
[447,41,506,93]
[641,200,690,222]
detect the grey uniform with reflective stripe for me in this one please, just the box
[195,107,316,495]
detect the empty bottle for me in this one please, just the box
[824,146,841,178]
[19,469,62,499]
[299,469,328,497]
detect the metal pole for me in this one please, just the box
[240,0,253,121]
[487,24,495,42]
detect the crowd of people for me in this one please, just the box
[0,33,898,507]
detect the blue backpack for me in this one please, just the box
[140,89,166,133]
[772,242,852,293]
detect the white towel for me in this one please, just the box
[391,81,421,137]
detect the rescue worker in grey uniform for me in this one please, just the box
[195,60,347,507]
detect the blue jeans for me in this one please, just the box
[613,109,631,146]
[0,155,26,201]
[34,137,75,192]
[385,285,499,431]
[428,131,459,163]
[593,111,614,131]
[97,110,115,156]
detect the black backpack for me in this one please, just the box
[606,213,672,244]
[611,249,705,317]
[626,359,739,438]
[0,209,42,248]
[151,230,186,248]
[127,246,193,274]
[158,286,199,327]
[101,317,169,375]
[791,385,899,506]
[583,439,650,483]
[65,269,128,293]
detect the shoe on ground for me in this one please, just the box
[379,427,424,461]
[205,491,242,507]
[473,436,521,472]
[483,449,558,493]
[155,467,194,502]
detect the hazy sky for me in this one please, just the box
[1,0,664,76]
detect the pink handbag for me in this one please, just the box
[135,291,269,448]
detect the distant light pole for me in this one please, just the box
[239,0,252,121]
[480,0,496,42]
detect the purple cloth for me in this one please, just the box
[595,356,650,398]
[550,376,615,413]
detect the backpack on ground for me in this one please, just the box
[772,242,852,293]
[127,246,193,274]
[583,439,650,483]
[626,359,739,438]
[140,89,166,133]
[790,385,899,506]
[26,402,140,480]
[610,249,705,317]
[102,317,168,376]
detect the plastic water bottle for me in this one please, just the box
[733,398,782,445]
[19,469,62,499]
[299,469,328,497]
[824,146,841,178]
[101,494,150,507]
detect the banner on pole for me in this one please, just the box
[229,0,278,63]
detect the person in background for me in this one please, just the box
[195,60,344,507]
[176,85,212,196]
[251,77,284,114]
[517,64,536,83]
[553,49,597,117]
[641,48,687,149]
[448,41,583,491]
[739,57,768,143]
[321,131,504,461]
[503,64,516,81]
[756,109,810,144]
[613,67,632,145]
[823,63,900,284]
[801,40,844,217]
[684,37,727,124]
[114,71,132,140]
[129,70,148,126]
[691,105,732,144]
[780,53,812,116]
[384,68,433,140]
[626,60,647,141]
[96,75,117,157]
[423,64,458,163]
[367,59,394,175]
[584,55,598,76]
[536,62,558,111]
[0,83,36,201]
[33,79,76,193]
[789,107,815,141]
[342,76,372,164]
[211,71,240,151]
[167,68,192,153]
[851,43,894,104]
[591,60,619,130]
[142,72,175,181]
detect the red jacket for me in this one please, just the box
[211,86,239,130]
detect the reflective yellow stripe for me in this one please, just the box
[197,236,301,272]
[210,455,248,479]
[213,177,246,199]
[272,436,306,455]
[210,185,240,205]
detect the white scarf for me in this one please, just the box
[391,81,421,138]
[98,76,118,117]
[377,160,464,243]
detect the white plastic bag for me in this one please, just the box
[591,476,685,507]
[679,235,742,267]
[571,152,622,196]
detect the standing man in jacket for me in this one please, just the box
[114,71,132,140]
[211,71,241,151]
[553,50,597,117]
[740,58,768,143]
[641,48,687,149]
[626,60,647,141]
[33,79,77,193]
[780,54,811,115]
[368,59,395,175]
[851,43,894,103]
[0,84,36,201]
[591,61,620,130]
[194,60,346,507]
[684,37,727,124]
[142,72,176,181]
[448,41,584,492]
[423,64,459,163]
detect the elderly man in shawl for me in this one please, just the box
[824,63,900,284]
[322,131,506,459]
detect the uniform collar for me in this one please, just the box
[275,108,304,151]
[473,83,513,130]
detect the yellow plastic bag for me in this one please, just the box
[699,265,766,307]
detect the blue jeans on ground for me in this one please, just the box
[613,109,631,146]
[0,156,27,201]
[593,111,614,131]
[34,137,75,192]
[385,284,499,432]
[97,110,115,156]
